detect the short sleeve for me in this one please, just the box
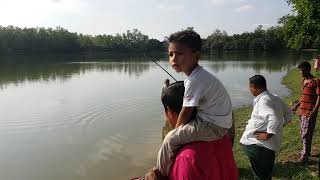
[183,79,203,107]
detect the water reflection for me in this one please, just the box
[0,58,151,89]
[0,51,318,180]
[0,51,316,89]
[203,51,314,73]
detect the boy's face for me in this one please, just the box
[249,83,258,96]
[164,108,178,128]
[168,42,200,76]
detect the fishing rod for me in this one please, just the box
[143,53,178,82]
[151,59,178,82]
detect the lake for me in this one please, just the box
[0,52,316,180]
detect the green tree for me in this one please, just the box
[205,29,228,51]
[281,0,320,49]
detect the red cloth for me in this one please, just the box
[299,78,320,116]
[169,135,238,180]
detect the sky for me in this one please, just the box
[0,0,293,40]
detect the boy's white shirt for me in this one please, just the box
[240,91,293,152]
[183,65,233,128]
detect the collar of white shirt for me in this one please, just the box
[188,65,202,78]
[253,90,268,106]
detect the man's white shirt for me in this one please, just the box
[240,91,292,152]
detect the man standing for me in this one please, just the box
[240,75,292,180]
[293,61,320,164]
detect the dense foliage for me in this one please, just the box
[0,25,290,54]
[280,0,320,50]
[0,0,319,54]
[202,26,287,52]
[0,26,164,54]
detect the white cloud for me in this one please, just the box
[209,0,226,6]
[0,0,88,27]
[208,0,248,6]
[48,0,89,15]
[156,4,184,14]
[235,4,254,13]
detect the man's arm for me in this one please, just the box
[175,107,195,128]
[292,101,300,112]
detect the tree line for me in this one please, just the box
[0,0,318,54]
[0,26,164,54]
[204,0,320,52]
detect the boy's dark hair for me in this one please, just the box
[298,61,311,71]
[249,75,267,90]
[161,81,196,118]
[168,30,202,52]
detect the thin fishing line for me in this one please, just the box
[144,54,178,82]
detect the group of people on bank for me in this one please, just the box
[132,30,319,180]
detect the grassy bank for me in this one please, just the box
[233,61,320,179]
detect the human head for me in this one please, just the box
[167,30,202,76]
[298,61,311,77]
[161,80,196,127]
[249,75,267,96]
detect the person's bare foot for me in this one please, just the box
[298,156,308,165]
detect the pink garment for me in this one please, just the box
[169,135,238,180]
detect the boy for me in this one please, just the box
[156,29,233,176]
[240,75,292,179]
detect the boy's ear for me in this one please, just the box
[166,106,177,118]
[166,106,172,115]
[194,51,201,60]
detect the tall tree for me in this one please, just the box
[281,0,320,49]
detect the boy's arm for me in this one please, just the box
[175,107,195,128]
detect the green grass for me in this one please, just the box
[234,61,320,179]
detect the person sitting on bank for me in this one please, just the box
[156,28,233,178]
[140,81,238,180]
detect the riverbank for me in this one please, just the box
[233,61,320,179]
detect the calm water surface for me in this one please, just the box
[0,52,316,180]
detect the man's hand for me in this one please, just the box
[292,104,299,113]
[309,109,318,118]
[254,131,274,141]
[291,101,300,113]
[144,167,167,180]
